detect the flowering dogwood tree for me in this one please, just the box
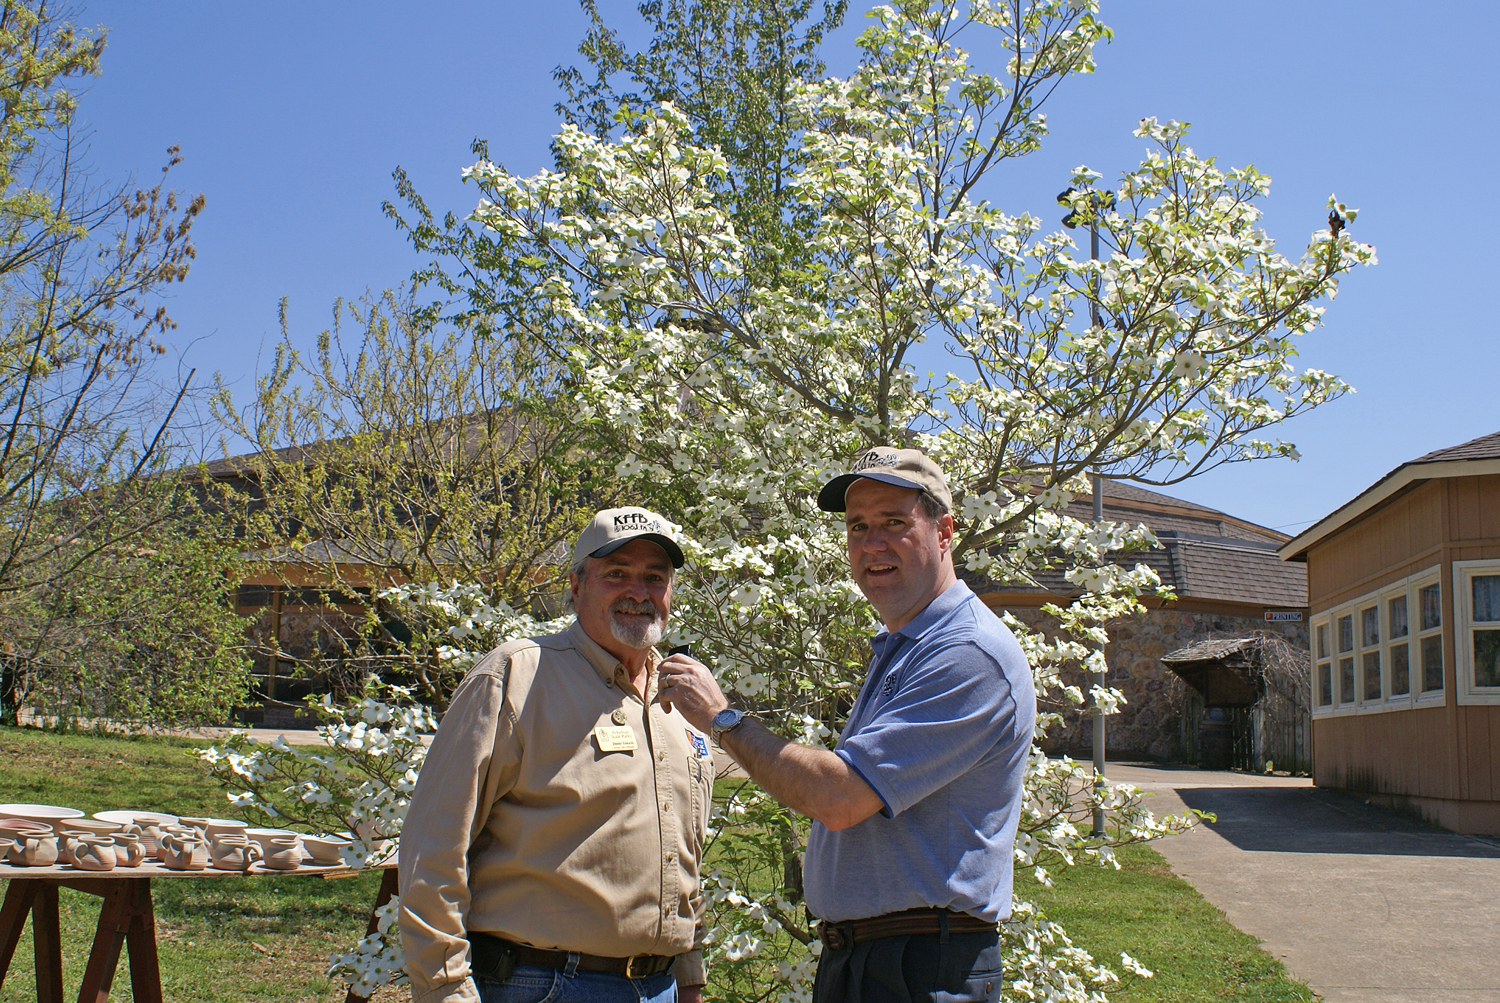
[213,1,1372,998]
[428,1,1370,997]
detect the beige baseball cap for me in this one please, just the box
[571,506,685,569]
[817,445,953,514]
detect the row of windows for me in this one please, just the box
[1312,561,1500,713]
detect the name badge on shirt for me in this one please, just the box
[594,724,638,753]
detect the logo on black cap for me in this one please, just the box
[852,450,900,473]
[613,512,661,532]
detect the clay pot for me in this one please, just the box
[115,838,147,868]
[260,836,302,871]
[210,835,261,871]
[158,831,208,871]
[302,834,352,866]
[71,835,117,871]
[155,825,199,862]
[9,832,60,867]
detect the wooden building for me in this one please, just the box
[1279,430,1500,834]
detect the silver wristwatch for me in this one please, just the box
[711,707,746,744]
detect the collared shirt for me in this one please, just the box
[398,621,713,1003]
[803,580,1036,924]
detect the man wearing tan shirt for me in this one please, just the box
[399,506,712,1003]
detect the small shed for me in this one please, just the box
[1160,635,1311,772]
[1161,637,1265,707]
[1280,430,1500,835]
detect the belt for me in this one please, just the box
[469,931,676,981]
[816,907,998,951]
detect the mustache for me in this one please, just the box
[611,598,660,616]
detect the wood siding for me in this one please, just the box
[1308,473,1500,825]
[1305,480,1443,610]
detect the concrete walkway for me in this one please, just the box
[1109,762,1500,1003]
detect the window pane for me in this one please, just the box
[1361,607,1380,647]
[1339,656,1355,704]
[1338,615,1354,653]
[1475,630,1500,688]
[1318,663,1333,707]
[1388,595,1408,638]
[1473,575,1500,623]
[1362,651,1381,701]
[1421,634,1444,692]
[1421,584,1442,631]
[1316,623,1329,660]
[1389,643,1409,696]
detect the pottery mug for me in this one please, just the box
[115,837,147,868]
[72,834,117,871]
[210,835,261,871]
[159,831,208,871]
[260,836,302,871]
[155,825,197,862]
[13,833,60,867]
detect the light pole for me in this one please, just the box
[1058,185,1114,837]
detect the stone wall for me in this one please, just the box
[1003,604,1308,761]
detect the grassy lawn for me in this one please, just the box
[1,727,1313,1002]
[1014,844,1315,1002]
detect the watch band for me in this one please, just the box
[711,707,746,744]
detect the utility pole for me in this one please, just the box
[1059,184,1114,837]
[1091,471,1106,837]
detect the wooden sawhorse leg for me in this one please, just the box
[0,878,65,1003]
[345,868,400,1003]
[64,877,161,1003]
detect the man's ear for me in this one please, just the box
[936,512,955,555]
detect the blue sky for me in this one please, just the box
[82,1,1500,536]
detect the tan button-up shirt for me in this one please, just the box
[398,622,713,1003]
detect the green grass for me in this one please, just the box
[1014,844,1315,1002]
[0,729,1314,1002]
[0,726,395,1002]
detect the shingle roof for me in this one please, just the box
[1164,534,1307,606]
[1409,429,1500,464]
[1161,636,1260,665]
[968,501,1308,608]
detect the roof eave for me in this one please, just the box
[1278,456,1500,562]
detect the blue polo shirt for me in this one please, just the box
[803,580,1035,923]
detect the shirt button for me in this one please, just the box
[657,750,666,761]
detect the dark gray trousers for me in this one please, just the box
[812,929,1002,1003]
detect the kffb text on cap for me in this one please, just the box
[572,506,686,568]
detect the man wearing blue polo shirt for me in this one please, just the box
[660,446,1035,1003]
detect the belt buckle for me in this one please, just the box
[818,923,846,951]
[624,955,651,979]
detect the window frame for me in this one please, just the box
[1311,565,1443,718]
[1453,559,1500,706]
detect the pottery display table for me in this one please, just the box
[0,857,397,1003]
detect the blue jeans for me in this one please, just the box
[813,930,1003,1003]
[475,963,677,1003]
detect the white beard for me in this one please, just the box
[609,602,666,649]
